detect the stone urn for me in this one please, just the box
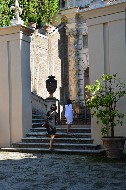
[46,75,57,99]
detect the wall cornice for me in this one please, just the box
[60,7,79,24]
[80,2,126,21]
[60,7,79,17]
[0,25,34,36]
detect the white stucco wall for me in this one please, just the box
[0,25,33,147]
[83,2,126,148]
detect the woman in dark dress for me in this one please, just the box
[47,104,58,150]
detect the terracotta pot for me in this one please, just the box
[101,137,126,158]
[28,22,36,29]
[44,25,52,32]
[44,25,50,30]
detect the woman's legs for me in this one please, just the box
[67,124,71,134]
[49,135,55,149]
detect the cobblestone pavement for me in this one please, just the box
[0,152,126,190]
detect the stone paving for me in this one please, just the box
[0,151,126,190]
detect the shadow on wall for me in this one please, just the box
[31,92,47,118]
[58,25,69,104]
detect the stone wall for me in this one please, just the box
[60,9,90,103]
[30,20,89,106]
[58,26,69,104]
[30,25,69,105]
[31,93,47,118]
[30,32,48,98]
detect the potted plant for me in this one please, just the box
[28,14,37,28]
[85,73,126,158]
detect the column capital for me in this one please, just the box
[65,23,77,37]
[60,7,79,24]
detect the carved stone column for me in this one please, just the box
[60,8,79,101]
[76,21,89,101]
[66,24,79,101]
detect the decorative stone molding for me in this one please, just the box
[61,7,90,101]
[76,49,89,101]
[60,7,79,24]
[75,20,89,101]
[10,0,24,25]
[78,52,89,70]
[76,23,88,51]
[65,23,79,101]
[65,24,77,37]
[81,23,88,35]
[30,28,62,101]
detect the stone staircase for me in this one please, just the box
[1,112,105,154]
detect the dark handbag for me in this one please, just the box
[43,111,56,134]
[42,120,49,128]
[43,111,54,128]
[42,120,54,134]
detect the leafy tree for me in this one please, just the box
[0,0,11,26]
[85,73,126,137]
[22,0,38,24]
[0,0,59,27]
[38,0,59,25]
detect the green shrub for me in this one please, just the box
[85,74,126,137]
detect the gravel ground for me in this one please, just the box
[0,151,126,190]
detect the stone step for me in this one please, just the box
[32,123,45,128]
[12,142,101,150]
[32,118,46,123]
[0,113,103,155]
[0,147,105,155]
[30,127,91,133]
[57,124,91,127]
[32,114,43,118]
[32,123,91,128]
[22,137,94,144]
[26,132,92,138]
